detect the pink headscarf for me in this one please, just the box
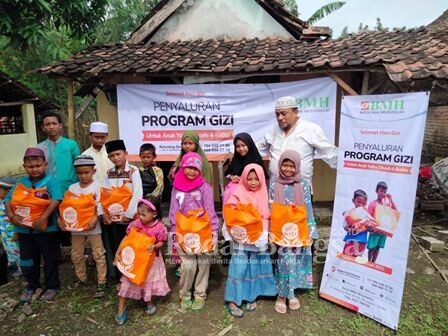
[274,150,304,205]
[227,163,270,219]
[173,152,205,192]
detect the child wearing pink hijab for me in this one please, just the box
[269,150,317,314]
[223,163,276,318]
[169,152,218,311]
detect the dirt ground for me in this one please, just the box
[1,211,447,336]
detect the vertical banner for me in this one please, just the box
[117,78,336,160]
[319,92,429,330]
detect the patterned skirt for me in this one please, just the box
[274,246,313,299]
[118,254,170,302]
[224,250,276,306]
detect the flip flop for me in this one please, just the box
[288,297,301,310]
[191,298,206,311]
[246,301,257,311]
[180,298,192,310]
[274,300,287,314]
[145,303,157,315]
[225,303,244,318]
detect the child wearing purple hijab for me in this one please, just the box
[268,150,318,314]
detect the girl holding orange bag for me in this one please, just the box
[115,197,170,325]
[169,152,218,311]
[268,150,317,314]
[223,163,276,318]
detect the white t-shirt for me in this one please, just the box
[68,181,103,236]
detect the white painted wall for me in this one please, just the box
[149,0,294,43]
[0,104,37,176]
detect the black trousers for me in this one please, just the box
[101,223,128,281]
[18,232,60,290]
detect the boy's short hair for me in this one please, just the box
[353,189,367,200]
[40,111,62,125]
[376,181,388,192]
[73,155,96,167]
[139,143,156,156]
[23,147,46,162]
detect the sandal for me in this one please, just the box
[289,297,301,310]
[115,309,127,325]
[145,303,157,315]
[191,298,205,311]
[246,301,257,311]
[225,302,244,318]
[274,299,287,314]
[180,298,192,310]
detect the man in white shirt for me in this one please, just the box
[257,96,338,189]
[82,122,114,181]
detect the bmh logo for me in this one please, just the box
[360,100,405,111]
[361,101,370,110]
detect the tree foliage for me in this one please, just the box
[284,0,299,17]
[306,1,346,25]
[0,0,108,48]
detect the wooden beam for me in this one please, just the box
[67,79,75,139]
[128,0,185,43]
[361,70,370,94]
[0,100,37,107]
[326,73,358,96]
[367,77,388,95]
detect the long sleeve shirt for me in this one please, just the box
[257,119,338,188]
[103,161,143,221]
[38,137,80,193]
[82,145,114,182]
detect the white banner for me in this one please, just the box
[117,78,336,160]
[319,92,429,330]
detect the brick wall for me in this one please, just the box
[422,106,448,162]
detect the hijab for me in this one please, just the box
[274,150,304,205]
[173,152,205,192]
[174,131,213,184]
[227,163,269,219]
[226,133,266,177]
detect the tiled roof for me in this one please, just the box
[39,26,448,83]
[0,71,59,112]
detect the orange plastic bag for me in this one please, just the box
[374,205,400,237]
[59,191,96,232]
[10,183,51,229]
[223,203,263,244]
[270,202,310,247]
[344,207,376,233]
[116,228,156,285]
[100,185,132,222]
[175,208,213,253]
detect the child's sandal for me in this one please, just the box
[115,310,127,325]
[274,300,287,314]
[180,298,192,310]
[191,298,206,311]
[225,303,244,318]
[288,297,301,310]
[246,301,257,311]
[145,303,157,315]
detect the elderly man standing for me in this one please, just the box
[82,122,114,181]
[257,96,338,188]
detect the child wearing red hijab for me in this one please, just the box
[169,152,218,311]
[223,163,276,318]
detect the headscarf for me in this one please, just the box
[226,133,266,177]
[173,152,205,192]
[227,163,269,219]
[174,131,213,184]
[274,150,304,205]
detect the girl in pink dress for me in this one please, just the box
[115,197,170,325]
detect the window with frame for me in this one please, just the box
[0,107,24,135]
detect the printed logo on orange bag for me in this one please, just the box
[269,202,310,247]
[223,203,263,244]
[120,246,136,272]
[62,207,78,229]
[15,206,32,226]
[175,208,213,253]
[108,203,125,222]
[11,183,51,229]
[229,226,249,244]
